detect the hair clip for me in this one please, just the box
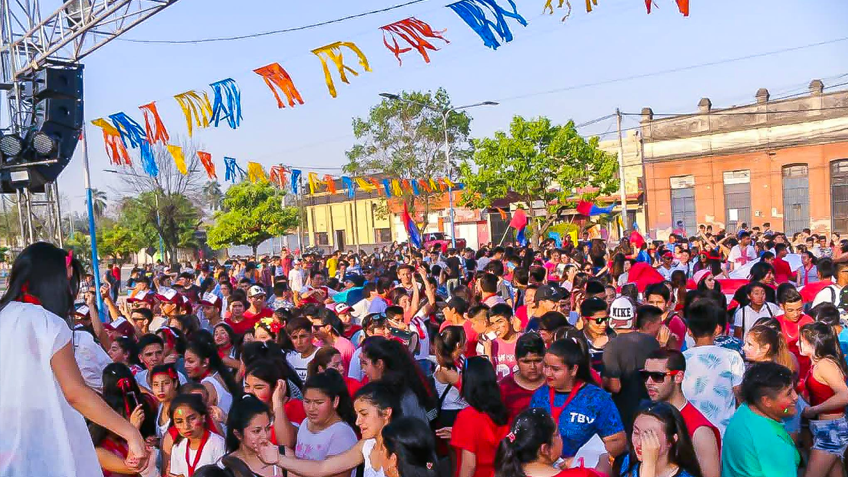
[506,432,516,443]
[426,463,433,470]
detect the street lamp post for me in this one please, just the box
[379,93,497,249]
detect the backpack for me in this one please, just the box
[829,286,848,318]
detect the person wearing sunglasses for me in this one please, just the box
[642,349,721,477]
[577,298,615,375]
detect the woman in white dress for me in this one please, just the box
[0,242,148,476]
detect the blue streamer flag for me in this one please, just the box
[291,169,302,193]
[411,180,420,196]
[108,112,158,177]
[342,176,355,199]
[210,78,243,129]
[224,157,247,183]
[447,0,527,50]
[382,179,393,197]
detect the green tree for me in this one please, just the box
[344,88,472,232]
[206,181,300,256]
[460,116,619,244]
[117,191,201,262]
[97,219,142,262]
[89,188,108,219]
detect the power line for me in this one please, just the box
[493,36,848,103]
[118,0,430,44]
[622,105,848,117]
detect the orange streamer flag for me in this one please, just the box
[92,118,131,166]
[370,178,384,196]
[437,178,448,191]
[543,0,572,20]
[253,63,304,109]
[198,151,217,179]
[269,165,289,189]
[676,0,689,16]
[311,41,371,98]
[174,90,213,136]
[322,175,337,194]
[139,102,170,145]
[402,179,414,194]
[418,179,431,193]
[380,17,449,65]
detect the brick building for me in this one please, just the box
[641,80,848,239]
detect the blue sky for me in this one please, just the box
[60,0,848,211]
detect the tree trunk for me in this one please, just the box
[252,244,259,258]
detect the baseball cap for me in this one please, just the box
[127,290,155,304]
[534,285,565,304]
[334,303,352,315]
[248,285,267,298]
[200,292,222,309]
[609,296,635,330]
[104,317,136,338]
[73,303,91,318]
[662,251,674,259]
[155,287,179,303]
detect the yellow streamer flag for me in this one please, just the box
[429,178,438,191]
[311,41,372,98]
[174,90,213,136]
[247,162,268,183]
[167,145,187,175]
[543,0,572,20]
[391,179,403,196]
[308,172,320,194]
[585,0,597,12]
[444,177,458,188]
[355,177,376,192]
[92,117,120,135]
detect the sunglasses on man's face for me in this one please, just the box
[590,316,609,325]
[640,369,681,382]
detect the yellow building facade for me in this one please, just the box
[303,191,395,253]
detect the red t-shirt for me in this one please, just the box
[345,377,363,398]
[269,399,307,445]
[225,315,259,336]
[499,374,537,423]
[244,308,274,321]
[680,402,721,453]
[666,314,686,350]
[440,320,479,358]
[773,258,794,284]
[801,280,831,304]
[450,407,509,477]
[515,305,529,330]
[777,313,814,379]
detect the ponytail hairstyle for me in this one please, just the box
[99,363,156,439]
[186,331,242,399]
[0,242,81,320]
[168,393,209,444]
[303,368,356,428]
[461,356,509,426]
[381,417,439,477]
[353,381,400,420]
[495,408,558,477]
[225,394,271,452]
[614,402,703,477]
[113,336,141,365]
[435,325,466,369]
[747,323,796,372]
[307,346,342,380]
[801,321,848,377]
[548,337,599,386]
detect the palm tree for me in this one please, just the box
[88,188,108,219]
[202,181,224,212]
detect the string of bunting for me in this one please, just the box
[94,0,689,180]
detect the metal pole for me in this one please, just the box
[15,190,24,247]
[616,108,629,233]
[24,188,33,243]
[1,193,11,247]
[53,182,63,248]
[81,127,105,319]
[443,111,456,249]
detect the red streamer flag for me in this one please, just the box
[418,179,431,193]
[270,165,289,189]
[676,0,689,16]
[91,118,131,166]
[380,17,449,65]
[323,175,337,194]
[139,102,170,145]
[253,63,304,109]
[197,151,217,179]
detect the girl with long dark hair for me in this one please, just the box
[108,335,143,374]
[799,322,848,477]
[219,394,279,476]
[168,394,227,477]
[380,417,440,477]
[360,338,435,423]
[0,242,148,475]
[213,322,240,371]
[244,359,306,448]
[185,332,241,415]
[495,408,601,477]
[451,356,510,477]
[614,402,703,477]
[294,370,359,476]
[307,345,363,398]
[529,339,625,460]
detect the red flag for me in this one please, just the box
[509,209,528,230]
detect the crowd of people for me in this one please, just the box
[5,222,848,477]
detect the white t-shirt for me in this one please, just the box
[288,268,305,295]
[348,347,365,381]
[732,302,782,338]
[295,421,358,476]
[728,244,757,269]
[71,326,113,393]
[361,438,387,477]
[286,348,318,382]
[682,345,744,436]
[812,284,843,309]
[169,432,226,477]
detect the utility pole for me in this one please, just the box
[616,108,629,233]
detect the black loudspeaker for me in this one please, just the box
[33,66,84,100]
[34,97,83,129]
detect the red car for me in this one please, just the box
[422,232,466,253]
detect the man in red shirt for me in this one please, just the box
[499,333,545,423]
[244,285,274,321]
[644,349,721,477]
[439,296,478,358]
[801,258,834,304]
[777,288,813,378]
[772,244,794,284]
